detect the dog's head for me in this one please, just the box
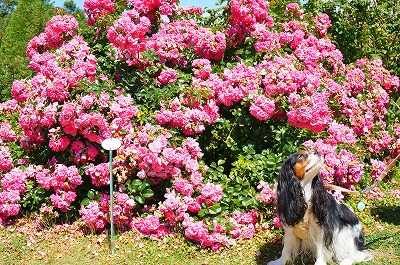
[285,150,324,182]
[276,150,324,226]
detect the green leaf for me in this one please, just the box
[81,198,90,206]
[226,187,234,194]
[258,68,268,75]
[217,166,224,172]
[135,196,145,204]
[131,179,142,187]
[87,190,95,200]
[138,182,148,192]
[198,209,207,217]
[130,186,138,193]
[242,198,253,207]
[142,188,154,198]
[208,204,222,215]
[94,43,103,49]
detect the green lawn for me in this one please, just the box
[1,174,399,265]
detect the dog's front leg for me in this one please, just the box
[314,248,327,265]
[314,232,327,265]
[268,229,300,265]
[315,258,327,265]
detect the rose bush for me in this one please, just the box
[0,0,399,251]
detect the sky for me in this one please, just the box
[52,0,218,10]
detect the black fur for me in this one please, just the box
[276,152,308,226]
[311,175,365,250]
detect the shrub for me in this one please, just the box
[0,0,398,251]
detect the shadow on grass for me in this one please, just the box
[255,236,316,265]
[365,225,400,249]
[365,232,399,249]
[255,236,282,265]
[363,226,400,265]
[369,206,400,226]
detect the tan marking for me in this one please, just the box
[293,207,312,240]
[293,151,309,179]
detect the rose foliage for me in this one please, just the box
[0,0,399,251]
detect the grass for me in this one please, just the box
[1,174,399,265]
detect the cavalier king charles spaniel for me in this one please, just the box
[268,150,372,265]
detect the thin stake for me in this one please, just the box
[101,138,122,255]
[109,149,115,255]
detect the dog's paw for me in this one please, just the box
[314,258,327,265]
[267,258,283,265]
[339,259,354,265]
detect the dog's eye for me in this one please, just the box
[298,153,307,160]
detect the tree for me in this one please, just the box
[304,0,400,77]
[63,0,77,13]
[0,0,18,16]
[0,0,19,44]
[0,0,52,100]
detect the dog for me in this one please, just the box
[268,150,372,265]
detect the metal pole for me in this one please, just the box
[109,149,115,255]
[101,137,121,255]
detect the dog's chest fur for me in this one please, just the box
[292,176,315,240]
[293,207,312,240]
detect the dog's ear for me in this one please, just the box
[277,153,308,226]
[311,175,329,223]
[311,174,335,247]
